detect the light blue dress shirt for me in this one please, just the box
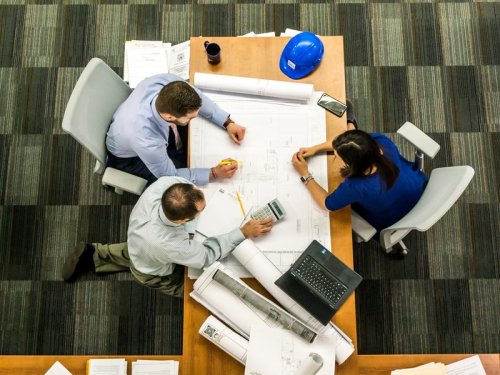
[127,176,245,276]
[106,74,230,185]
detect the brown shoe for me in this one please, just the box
[62,242,95,281]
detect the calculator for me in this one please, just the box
[250,198,286,222]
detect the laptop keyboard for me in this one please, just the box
[293,255,348,306]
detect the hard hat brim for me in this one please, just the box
[279,54,318,80]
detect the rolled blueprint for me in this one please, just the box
[232,239,355,364]
[194,73,314,102]
[213,269,317,343]
[192,262,318,346]
[199,315,249,365]
[294,353,324,375]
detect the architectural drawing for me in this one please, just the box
[190,82,331,275]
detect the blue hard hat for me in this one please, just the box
[280,32,324,80]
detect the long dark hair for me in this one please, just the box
[332,130,399,189]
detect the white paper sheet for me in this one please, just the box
[167,40,190,80]
[199,315,249,364]
[125,40,169,88]
[196,188,246,237]
[445,356,486,375]
[45,361,72,375]
[87,359,127,375]
[131,360,179,375]
[194,73,314,102]
[391,362,446,375]
[244,325,335,375]
[189,83,330,277]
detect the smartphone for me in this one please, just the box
[317,93,347,117]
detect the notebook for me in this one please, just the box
[275,240,362,325]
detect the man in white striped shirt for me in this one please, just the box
[62,176,273,297]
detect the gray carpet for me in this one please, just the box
[0,0,498,355]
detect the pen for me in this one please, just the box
[219,160,243,166]
[236,192,246,216]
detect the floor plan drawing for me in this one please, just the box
[190,88,331,276]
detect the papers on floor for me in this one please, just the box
[131,360,179,374]
[391,355,486,375]
[45,361,72,375]
[87,359,127,375]
[245,325,335,375]
[124,40,190,87]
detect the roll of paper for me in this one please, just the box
[212,269,317,343]
[294,353,324,375]
[232,239,355,364]
[199,315,249,365]
[194,73,314,102]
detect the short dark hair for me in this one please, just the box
[332,130,399,190]
[155,81,202,118]
[161,183,205,221]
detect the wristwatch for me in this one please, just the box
[300,173,313,184]
[223,117,234,129]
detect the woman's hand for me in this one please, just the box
[298,146,317,158]
[291,152,310,176]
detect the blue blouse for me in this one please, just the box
[325,133,427,231]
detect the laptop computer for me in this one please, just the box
[275,240,362,325]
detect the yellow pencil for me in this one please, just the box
[236,192,246,216]
[219,160,243,166]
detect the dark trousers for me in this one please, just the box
[106,126,189,185]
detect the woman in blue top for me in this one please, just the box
[291,109,427,251]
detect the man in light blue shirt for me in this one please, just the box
[106,73,246,185]
[62,176,273,297]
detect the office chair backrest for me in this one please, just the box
[62,58,132,166]
[380,165,475,248]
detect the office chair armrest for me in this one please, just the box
[397,122,440,159]
[102,168,148,196]
[351,210,377,242]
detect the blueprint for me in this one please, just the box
[190,83,331,276]
[244,325,335,375]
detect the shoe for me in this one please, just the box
[62,242,95,281]
[346,99,359,129]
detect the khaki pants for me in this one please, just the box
[92,242,184,298]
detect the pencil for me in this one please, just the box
[236,192,246,216]
[219,160,242,166]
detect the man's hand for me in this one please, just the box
[291,152,309,176]
[240,218,273,238]
[226,122,246,145]
[211,158,238,180]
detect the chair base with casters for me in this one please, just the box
[351,122,474,256]
[62,57,148,196]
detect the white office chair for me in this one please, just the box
[62,58,147,195]
[351,122,475,255]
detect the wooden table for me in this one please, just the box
[1,36,498,375]
[183,35,355,375]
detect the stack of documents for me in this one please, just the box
[87,359,127,375]
[391,355,486,375]
[131,360,179,374]
[124,40,190,87]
